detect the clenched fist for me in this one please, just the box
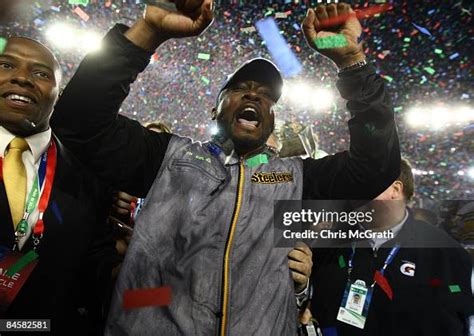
[144,0,214,40]
[302,3,365,69]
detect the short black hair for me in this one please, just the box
[399,158,414,201]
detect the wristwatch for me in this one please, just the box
[295,279,311,309]
[338,59,368,73]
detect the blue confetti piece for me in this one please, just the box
[256,18,303,78]
[412,23,432,37]
[34,18,45,26]
[51,201,63,225]
[0,246,9,262]
[292,23,300,31]
[449,53,460,60]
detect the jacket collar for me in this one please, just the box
[207,134,276,166]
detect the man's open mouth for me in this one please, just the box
[236,106,260,129]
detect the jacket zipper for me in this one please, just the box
[219,161,245,336]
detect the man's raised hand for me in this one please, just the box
[302,3,365,69]
[144,0,214,40]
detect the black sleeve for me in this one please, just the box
[302,63,400,200]
[51,24,172,197]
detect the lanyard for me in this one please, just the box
[347,243,400,280]
[0,141,57,249]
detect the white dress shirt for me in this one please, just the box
[0,126,52,250]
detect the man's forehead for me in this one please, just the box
[4,37,59,70]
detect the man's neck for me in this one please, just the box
[371,206,407,232]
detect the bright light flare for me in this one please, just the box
[406,105,474,129]
[46,23,75,49]
[80,32,102,52]
[282,81,334,111]
[468,167,474,180]
[46,22,102,52]
[311,88,334,110]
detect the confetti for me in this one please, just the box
[73,6,90,22]
[338,255,346,268]
[0,38,7,54]
[69,0,89,5]
[275,12,287,19]
[411,23,432,36]
[0,246,8,262]
[246,154,268,168]
[318,4,391,29]
[429,278,442,287]
[255,18,302,77]
[201,76,210,85]
[197,53,210,60]
[240,26,256,33]
[449,53,460,60]
[314,34,347,49]
[6,250,39,276]
[423,67,436,75]
[448,285,461,293]
[123,286,172,309]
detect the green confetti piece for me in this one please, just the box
[314,34,347,49]
[403,37,411,42]
[246,154,268,168]
[449,285,461,293]
[190,65,197,72]
[6,250,39,276]
[382,75,393,82]
[434,48,443,54]
[0,37,7,54]
[423,67,436,75]
[394,106,403,112]
[69,0,89,5]
[201,76,210,85]
[197,53,210,60]
[338,255,346,268]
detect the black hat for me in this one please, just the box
[217,58,283,104]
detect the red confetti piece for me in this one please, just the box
[429,278,442,287]
[374,271,393,300]
[318,4,392,29]
[123,286,172,310]
[73,6,90,22]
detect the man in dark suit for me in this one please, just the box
[309,159,473,336]
[0,37,119,335]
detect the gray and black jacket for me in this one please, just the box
[51,25,400,335]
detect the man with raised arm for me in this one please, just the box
[51,1,400,334]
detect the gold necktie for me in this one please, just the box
[3,137,29,228]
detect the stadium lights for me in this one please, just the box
[282,82,334,111]
[406,105,474,129]
[46,22,102,52]
[468,167,474,180]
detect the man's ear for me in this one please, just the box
[392,180,404,199]
[211,107,217,120]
